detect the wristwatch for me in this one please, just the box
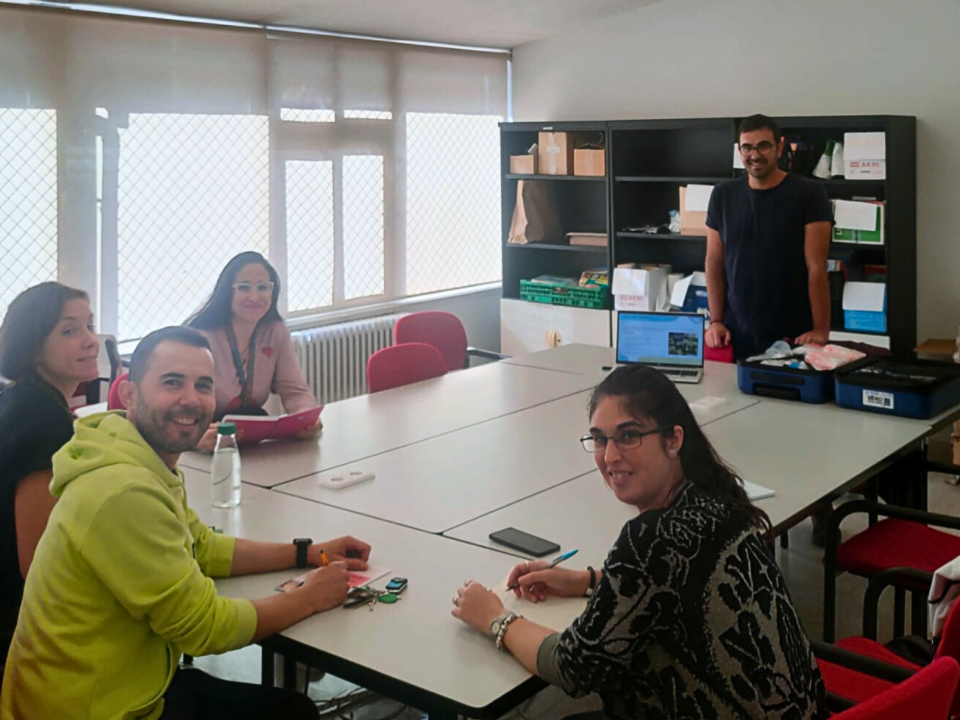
[490,611,522,651]
[585,566,597,597]
[293,538,313,569]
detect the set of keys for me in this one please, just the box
[344,577,408,610]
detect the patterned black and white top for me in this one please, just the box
[536,483,825,720]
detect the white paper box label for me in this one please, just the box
[863,389,895,411]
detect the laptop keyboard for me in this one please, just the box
[660,368,700,378]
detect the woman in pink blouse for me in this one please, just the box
[187,252,321,451]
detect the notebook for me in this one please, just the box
[222,405,323,445]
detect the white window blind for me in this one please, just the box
[0,7,508,340]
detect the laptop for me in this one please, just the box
[616,311,705,384]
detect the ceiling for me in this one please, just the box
[83,0,658,49]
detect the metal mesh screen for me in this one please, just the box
[405,112,502,296]
[285,160,335,312]
[116,113,269,340]
[0,108,58,318]
[343,155,385,300]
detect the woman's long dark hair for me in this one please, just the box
[186,252,283,330]
[0,282,90,382]
[588,364,770,531]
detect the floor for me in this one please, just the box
[195,473,960,719]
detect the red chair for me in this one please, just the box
[816,566,960,716]
[366,343,448,393]
[830,657,959,720]
[393,311,504,373]
[108,372,129,410]
[824,500,960,642]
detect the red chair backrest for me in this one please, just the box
[366,343,447,394]
[834,657,959,720]
[108,372,129,410]
[394,311,468,373]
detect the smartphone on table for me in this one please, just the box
[489,527,560,557]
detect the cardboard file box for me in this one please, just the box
[509,154,537,174]
[679,185,713,235]
[843,282,887,333]
[832,199,885,245]
[612,267,667,311]
[538,132,573,175]
[844,132,886,180]
[573,147,605,177]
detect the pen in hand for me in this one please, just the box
[319,550,330,567]
[506,549,579,591]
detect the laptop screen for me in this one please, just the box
[616,312,705,367]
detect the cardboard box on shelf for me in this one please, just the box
[844,132,886,180]
[679,185,713,236]
[566,232,607,247]
[612,267,668,312]
[573,146,605,177]
[832,199,885,244]
[538,132,573,175]
[509,154,537,174]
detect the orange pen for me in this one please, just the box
[319,550,330,567]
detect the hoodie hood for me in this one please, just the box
[51,411,182,497]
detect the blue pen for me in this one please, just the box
[506,549,579,591]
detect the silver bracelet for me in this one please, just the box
[492,611,522,651]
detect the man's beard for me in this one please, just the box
[134,395,209,456]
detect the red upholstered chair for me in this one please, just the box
[393,311,505,372]
[829,657,959,720]
[824,500,960,642]
[816,567,960,717]
[366,343,448,394]
[108,372,129,410]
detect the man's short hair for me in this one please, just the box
[738,114,781,143]
[129,326,212,383]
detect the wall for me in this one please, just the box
[513,0,960,342]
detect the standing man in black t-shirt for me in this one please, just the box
[705,114,833,360]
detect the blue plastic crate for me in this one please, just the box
[834,358,960,419]
[737,361,834,403]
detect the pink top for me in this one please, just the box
[198,322,317,419]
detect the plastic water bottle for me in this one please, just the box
[211,422,241,508]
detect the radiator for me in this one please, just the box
[291,314,405,403]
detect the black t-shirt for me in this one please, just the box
[0,376,75,656]
[706,173,832,339]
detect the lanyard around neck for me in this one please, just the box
[226,324,257,405]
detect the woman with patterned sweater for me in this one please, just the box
[452,365,825,720]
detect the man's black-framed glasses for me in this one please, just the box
[580,427,662,453]
[739,141,776,156]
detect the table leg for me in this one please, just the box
[261,647,275,687]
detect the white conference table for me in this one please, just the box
[445,398,931,556]
[180,361,598,487]
[183,468,584,719]
[503,343,760,418]
[273,359,760,534]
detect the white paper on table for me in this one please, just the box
[842,282,886,312]
[689,396,727,411]
[833,200,878,231]
[612,267,648,296]
[683,184,714,212]
[494,572,586,633]
[741,480,775,501]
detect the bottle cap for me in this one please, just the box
[217,422,237,435]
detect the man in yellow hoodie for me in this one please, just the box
[1,326,372,720]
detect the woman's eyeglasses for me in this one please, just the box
[580,427,662,453]
[233,282,275,295]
